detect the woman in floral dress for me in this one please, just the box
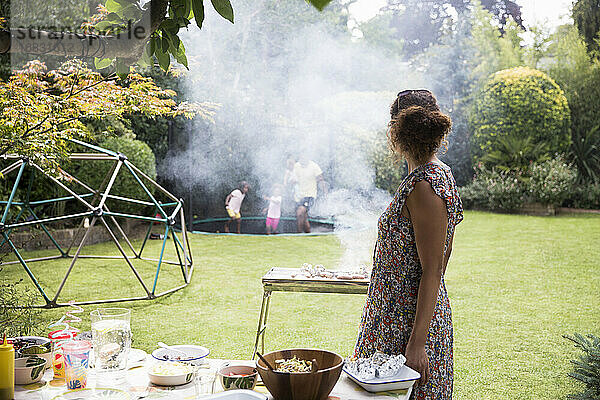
[355,90,463,400]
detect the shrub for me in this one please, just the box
[460,157,576,211]
[471,67,571,168]
[528,158,577,206]
[564,183,600,210]
[563,333,600,400]
[370,129,406,195]
[73,136,157,215]
[0,277,42,336]
[460,165,526,211]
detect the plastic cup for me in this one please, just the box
[62,340,91,390]
[48,329,79,380]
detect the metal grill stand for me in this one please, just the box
[252,267,369,358]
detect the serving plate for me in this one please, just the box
[342,364,420,392]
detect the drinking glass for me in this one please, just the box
[90,308,131,378]
[63,340,91,389]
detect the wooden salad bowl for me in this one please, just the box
[255,348,343,400]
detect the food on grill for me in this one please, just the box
[290,263,369,280]
[274,356,313,373]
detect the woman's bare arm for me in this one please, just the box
[404,180,448,386]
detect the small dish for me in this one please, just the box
[11,336,53,369]
[151,345,209,366]
[217,364,259,391]
[15,356,47,385]
[148,361,196,386]
[342,364,420,392]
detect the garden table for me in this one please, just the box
[252,267,370,359]
[14,357,413,400]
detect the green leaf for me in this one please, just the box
[192,0,204,28]
[171,40,188,69]
[94,20,116,32]
[150,36,157,54]
[155,48,170,71]
[115,58,130,80]
[307,0,332,11]
[138,43,153,68]
[94,57,113,69]
[120,4,141,20]
[105,0,121,13]
[105,12,122,22]
[210,0,233,23]
[161,35,170,51]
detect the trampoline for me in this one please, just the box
[190,216,335,235]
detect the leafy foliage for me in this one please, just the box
[545,25,600,184]
[79,0,334,74]
[564,333,600,400]
[460,157,576,210]
[460,164,526,211]
[73,136,157,215]
[564,183,600,210]
[470,67,570,168]
[379,0,523,56]
[371,129,406,195]
[470,2,525,86]
[479,135,550,172]
[0,276,42,337]
[527,157,577,206]
[0,59,211,173]
[572,0,600,56]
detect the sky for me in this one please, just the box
[349,0,574,28]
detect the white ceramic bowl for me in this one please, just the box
[147,361,195,386]
[151,345,209,366]
[15,356,47,385]
[11,336,53,370]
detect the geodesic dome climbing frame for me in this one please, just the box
[0,139,193,308]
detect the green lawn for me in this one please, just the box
[2,211,599,399]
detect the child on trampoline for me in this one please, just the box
[225,181,250,234]
[263,184,283,235]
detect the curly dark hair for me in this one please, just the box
[388,90,452,164]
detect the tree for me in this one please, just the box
[0,0,335,76]
[545,24,600,183]
[417,2,524,184]
[572,0,600,55]
[0,59,213,172]
[470,67,570,168]
[470,1,524,86]
[379,0,523,56]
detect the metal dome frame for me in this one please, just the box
[0,139,193,308]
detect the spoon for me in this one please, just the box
[255,352,275,371]
[157,342,188,357]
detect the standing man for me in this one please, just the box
[225,181,250,234]
[291,155,327,233]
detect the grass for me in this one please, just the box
[2,211,599,399]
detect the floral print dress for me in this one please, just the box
[355,162,463,400]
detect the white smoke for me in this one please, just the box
[161,1,421,269]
